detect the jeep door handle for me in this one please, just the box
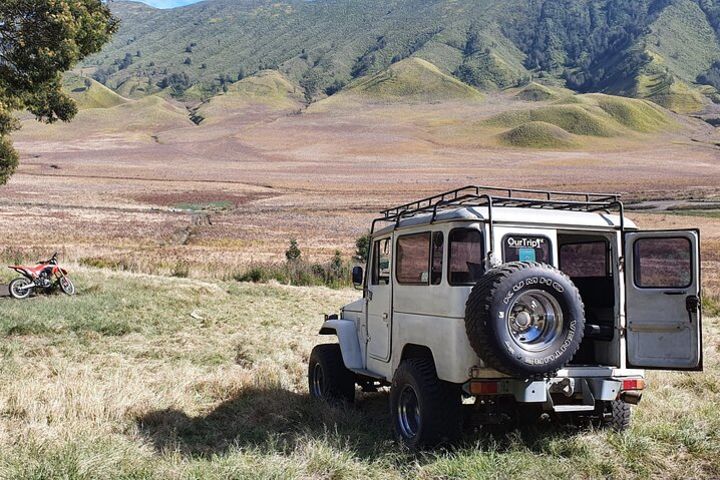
[382,312,388,320]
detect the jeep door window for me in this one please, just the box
[634,237,692,288]
[396,232,431,285]
[431,232,443,285]
[372,238,391,285]
[560,241,608,277]
[448,228,484,285]
[503,235,552,264]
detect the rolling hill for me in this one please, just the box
[318,57,483,105]
[80,0,720,112]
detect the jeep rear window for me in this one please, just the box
[449,229,484,285]
[503,235,552,264]
[634,237,692,289]
[560,241,608,277]
[396,232,431,284]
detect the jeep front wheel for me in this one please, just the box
[308,344,355,404]
[390,358,462,449]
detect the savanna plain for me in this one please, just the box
[1,63,720,478]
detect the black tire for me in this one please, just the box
[59,276,76,296]
[9,278,33,299]
[598,400,631,432]
[308,344,355,404]
[390,358,462,449]
[465,262,585,378]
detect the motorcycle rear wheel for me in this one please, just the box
[9,278,33,299]
[59,276,76,296]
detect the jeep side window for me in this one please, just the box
[503,235,552,263]
[560,241,608,277]
[634,237,692,288]
[448,228,484,285]
[372,238,391,285]
[396,232,431,284]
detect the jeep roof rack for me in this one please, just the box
[370,185,625,263]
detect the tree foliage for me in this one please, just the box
[0,0,117,184]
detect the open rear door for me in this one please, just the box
[625,230,702,370]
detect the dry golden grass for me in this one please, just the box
[0,268,718,479]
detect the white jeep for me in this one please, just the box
[309,186,702,448]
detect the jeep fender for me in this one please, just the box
[319,319,363,370]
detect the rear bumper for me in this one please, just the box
[463,375,645,412]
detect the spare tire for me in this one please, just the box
[465,262,585,378]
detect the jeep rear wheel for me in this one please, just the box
[390,358,462,449]
[465,262,585,378]
[308,344,355,404]
[598,400,631,431]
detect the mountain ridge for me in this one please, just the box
[82,0,720,112]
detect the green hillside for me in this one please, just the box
[64,74,128,109]
[80,0,720,111]
[488,92,675,148]
[327,57,483,104]
[194,70,305,123]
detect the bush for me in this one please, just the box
[234,255,352,288]
[355,232,371,263]
[285,238,301,262]
[170,260,190,278]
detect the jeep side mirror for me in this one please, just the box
[352,266,364,288]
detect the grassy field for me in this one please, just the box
[0,267,718,479]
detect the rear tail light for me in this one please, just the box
[622,379,646,391]
[469,381,499,395]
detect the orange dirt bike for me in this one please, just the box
[8,252,75,299]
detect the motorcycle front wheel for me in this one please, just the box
[9,278,33,299]
[59,276,76,296]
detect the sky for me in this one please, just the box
[126,0,204,9]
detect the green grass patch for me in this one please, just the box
[515,82,564,102]
[344,58,483,103]
[497,121,578,149]
[486,104,619,137]
[173,200,234,212]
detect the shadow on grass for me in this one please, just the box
[137,388,395,459]
[137,387,598,460]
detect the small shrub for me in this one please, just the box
[702,294,720,317]
[170,260,190,278]
[79,257,122,270]
[285,238,301,262]
[234,256,351,288]
[355,232,371,263]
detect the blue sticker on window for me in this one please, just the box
[519,248,536,262]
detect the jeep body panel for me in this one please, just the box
[319,319,364,370]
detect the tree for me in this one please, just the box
[285,238,301,262]
[0,0,117,184]
[355,232,371,263]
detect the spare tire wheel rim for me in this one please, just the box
[506,289,564,352]
[397,385,421,439]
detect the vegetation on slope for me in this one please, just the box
[82,0,720,107]
[328,58,483,104]
[514,82,568,102]
[489,93,673,148]
[498,121,579,148]
[194,70,306,123]
[64,74,128,110]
